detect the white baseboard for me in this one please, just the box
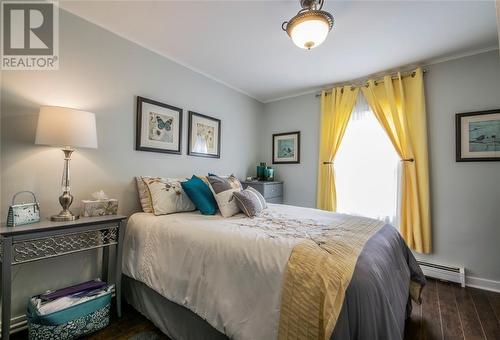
[466,276,500,293]
[0,314,28,335]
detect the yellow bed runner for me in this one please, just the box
[278,216,385,340]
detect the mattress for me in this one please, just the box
[122,204,424,340]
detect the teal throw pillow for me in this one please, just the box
[181,175,217,215]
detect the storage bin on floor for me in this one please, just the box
[27,284,112,340]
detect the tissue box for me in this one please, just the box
[80,199,118,217]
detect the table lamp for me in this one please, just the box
[35,106,98,221]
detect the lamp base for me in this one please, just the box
[50,211,79,222]
[52,149,79,222]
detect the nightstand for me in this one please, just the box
[0,214,127,340]
[241,181,283,204]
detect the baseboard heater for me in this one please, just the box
[417,261,465,287]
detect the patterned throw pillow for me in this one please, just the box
[207,175,242,217]
[141,177,196,215]
[135,177,153,213]
[233,187,267,217]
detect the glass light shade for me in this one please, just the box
[290,17,330,49]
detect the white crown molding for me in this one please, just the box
[263,46,499,104]
[59,7,263,103]
[423,45,499,67]
[262,88,322,104]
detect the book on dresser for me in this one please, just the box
[241,181,283,204]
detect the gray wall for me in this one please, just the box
[416,51,500,283]
[1,11,262,316]
[261,50,500,283]
[261,94,320,207]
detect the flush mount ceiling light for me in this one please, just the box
[282,0,334,50]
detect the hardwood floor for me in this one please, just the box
[405,279,500,340]
[12,279,500,339]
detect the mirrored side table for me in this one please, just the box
[0,215,126,339]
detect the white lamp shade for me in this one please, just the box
[290,18,330,49]
[35,106,98,149]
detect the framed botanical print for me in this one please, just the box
[273,131,300,164]
[456,109,500,162]
[136,96,182,154]
[188,111,221,158]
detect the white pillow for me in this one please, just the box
[136,177,153,213]
[207,175,242,218]
[141,177,195,215]
[212,188,241,217]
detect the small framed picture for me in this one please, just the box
[188,111,221,158]
[456,109,500,162]
[136,96,182,154]
[273,131,300,164]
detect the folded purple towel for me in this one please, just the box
[40,280,107,301]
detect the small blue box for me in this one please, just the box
[27,291,111,340]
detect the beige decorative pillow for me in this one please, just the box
[141,177,196,215]
[136,177,153,213]
[207,175,242,218]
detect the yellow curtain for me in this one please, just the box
[316,86,359,211]
[361,68,431,253]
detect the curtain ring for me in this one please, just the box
[401,158,414,162]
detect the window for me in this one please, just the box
[335,94,400,225]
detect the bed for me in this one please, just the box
[122,203,425,340]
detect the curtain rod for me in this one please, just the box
[315,69,428,97]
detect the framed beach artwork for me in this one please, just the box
[136,96,182,154]
[188,111,221,158]
[456,109,500,162]
[273,131,300,164]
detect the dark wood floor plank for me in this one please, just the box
[470,288,500,340]
[88,304,167,340]
[421,279,443,340]
[486,290,500,325]
[405,300,423,340]
[437,280,464,340]
[454,286,485,340]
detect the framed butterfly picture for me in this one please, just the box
[136,96,182,154]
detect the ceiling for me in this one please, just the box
[60,1,499,103]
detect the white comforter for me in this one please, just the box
[122,204,352,340]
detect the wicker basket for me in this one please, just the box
[27,292,111,340]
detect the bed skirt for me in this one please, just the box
[123,275,227,340]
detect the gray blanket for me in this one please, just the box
[331,224,425,340]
